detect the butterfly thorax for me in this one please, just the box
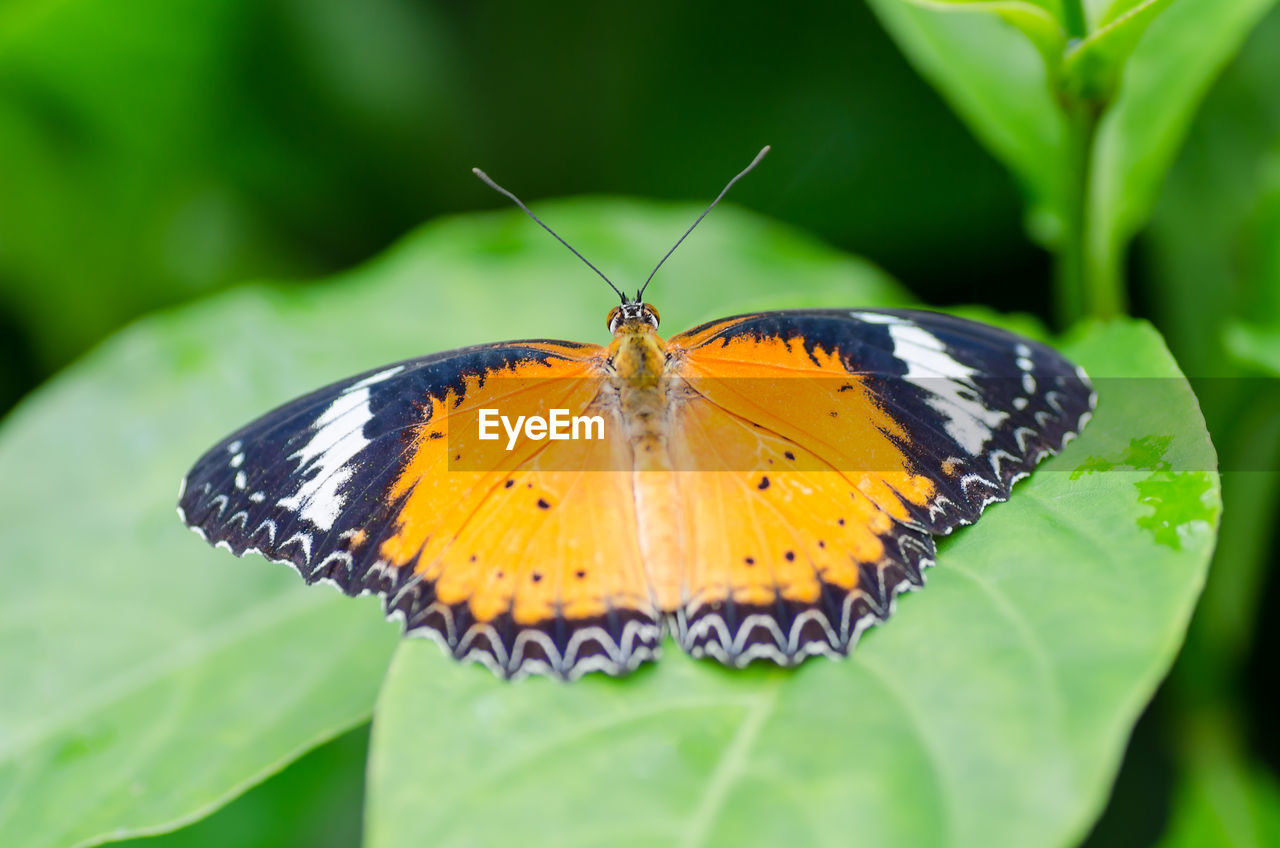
[607,320,673,469]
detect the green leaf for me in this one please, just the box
[1160,768,1280,848]
[364,320,1220,848]
[866,0,1066,242]
[109,725,369,848]
[897,1,1067,63]
[1143,7,1280,372]
[1157,717,1280,848]
[1225,323,1280,375]
[0,200,904,848]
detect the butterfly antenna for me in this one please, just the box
[636,145,770,302]
[472,167,627,304]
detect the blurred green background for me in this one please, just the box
[1,1,1276,846]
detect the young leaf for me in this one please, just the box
[1060,0,1173,102]
[1085,0,1278,305]
[869,0,1278,317]
[364,320,1220,848]
[0,201,903,848]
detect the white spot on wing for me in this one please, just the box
[351,365,405,390]
[276,384,375,531]
[852,312,1008,454]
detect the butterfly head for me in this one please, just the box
[607,302,660,335]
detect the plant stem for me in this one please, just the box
[1053,0,1130,325]
[1056,93,1130,323]
[1055,98,1101,324]
[1061,0,1088,39]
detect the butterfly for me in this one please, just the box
[179,148,1096,680]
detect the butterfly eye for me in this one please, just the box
[642,303,660,328]
[606,307,622,333]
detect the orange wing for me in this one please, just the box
[661,309,1094,665]
[368,350,667,680]
[181,339,663,680]
[665,322,937,664]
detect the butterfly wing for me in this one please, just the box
[179,339,662,679]
[665,308,1095,665]
[182,308,1093,679]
